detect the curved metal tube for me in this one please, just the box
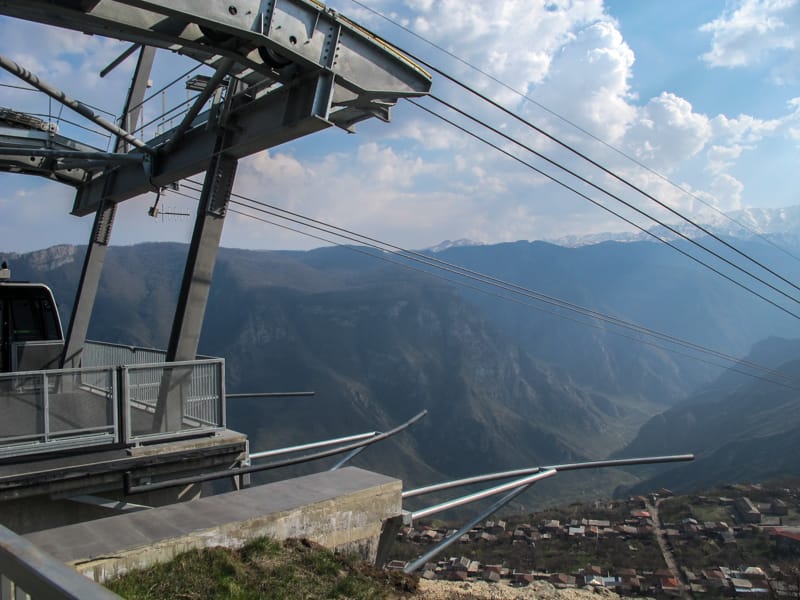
[125,410,427,494]
[411,468,557,520]
[402,454,694,499]
[250,431,378,460]
[403,469,557,574]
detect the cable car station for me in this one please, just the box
[0,2,431,592]
[0,2,691,597]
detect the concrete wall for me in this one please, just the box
[25,467,402,583]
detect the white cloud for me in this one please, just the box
[711,112,783,145]
[354,0,607,105]
[702,173,745,212]
[532,20,636,143]
[622,93,712,172]
[700,0,800,81]
[707,144,747,174]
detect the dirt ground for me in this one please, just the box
[416,579,638,600]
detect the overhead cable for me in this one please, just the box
[347,0,800,265]
[347,0,800,293]
[182,178,800,370]
[224,202,800,390]
[174,185,799,388]
[426,93,800,311]
[403,102,800,323]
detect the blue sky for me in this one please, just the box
[0,0,799,252]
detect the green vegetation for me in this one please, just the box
[106,538,417,600]
[690,504,731,523]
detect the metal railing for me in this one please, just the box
[0,342,226,458]
[83,340,168,368]
[123,359,225,442]
[0,523,122,599]
[0,366,117,459]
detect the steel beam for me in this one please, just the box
[0,0,431,137]
[250,431,379,461]
[0,0,431,95]
[402,454,696,499]
[165,150,237,366]
[61,46,156,370]
[162,58,233,154]
[410,469,558,521]
[100,43,141,78]
[0,148,144,163]
[72,73,333,215]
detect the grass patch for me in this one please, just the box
[105,538,417,600]
[691,505,732,523]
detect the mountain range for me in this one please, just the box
[615,337,800,494]
[4,223,800,503]
[547,204,800,248]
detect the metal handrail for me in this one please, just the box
[0,523,122,599]
[1,352,226,457]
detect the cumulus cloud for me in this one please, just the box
[707,144,747,174]
[707,173,745,211]
[532,20,636,142]
[352,0,607,105]
[700,0,800,81]
[622,93,712,172]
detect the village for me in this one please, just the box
[388,482,800,597]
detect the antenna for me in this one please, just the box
[148,185,190,220]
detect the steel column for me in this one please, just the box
[61,46,155,369]
[166,148,236,365]
[152,82,238,431]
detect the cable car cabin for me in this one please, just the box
[0,266,64,373]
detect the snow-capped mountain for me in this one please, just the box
[426,238,485,253]
[549,205,800,247]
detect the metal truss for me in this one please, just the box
[0,0,432,215]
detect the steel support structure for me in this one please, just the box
[400,453,695,573]
[0,0,430,449]
[0,54,154,154]
[403,470,558,574]
[61,46,156,369]
[151,80,238,431]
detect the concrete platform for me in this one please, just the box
[24,467,402,583]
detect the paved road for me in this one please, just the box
[646,498,694,600]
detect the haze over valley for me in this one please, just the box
[6,212,800,504]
